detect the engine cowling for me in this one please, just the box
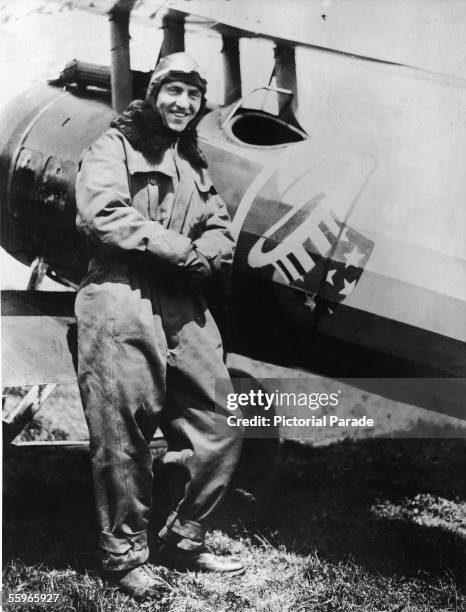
[0,84,115,284]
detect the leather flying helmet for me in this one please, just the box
[146,52,207,100]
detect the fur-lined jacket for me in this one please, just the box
[75,99,234,274]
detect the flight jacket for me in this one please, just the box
[75,127,234,274]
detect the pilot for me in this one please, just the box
[75,52,244,599]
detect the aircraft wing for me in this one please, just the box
[1,291,76,387]
[47,0,466,79]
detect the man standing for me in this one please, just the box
[75,52,244,599]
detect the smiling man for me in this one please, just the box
[74,53,244,600]
[156,80,202,131]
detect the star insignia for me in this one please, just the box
[304,294,316,310]
[339,278,357,296]
[343,245,366,268]
[326,269,337,286]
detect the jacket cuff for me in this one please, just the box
[193,241,221,273]
[145,226,192,267]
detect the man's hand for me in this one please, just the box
[183,244,212,287]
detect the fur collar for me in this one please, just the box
[110,99,207,171]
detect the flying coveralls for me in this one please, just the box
[74,56,242,573]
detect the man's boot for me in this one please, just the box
[158,542,245,576]
[106,564,169,600]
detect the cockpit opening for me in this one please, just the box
[227,110,308,146]
[220,85,308,147]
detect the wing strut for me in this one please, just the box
[222,36,241,105]
[160,12,185,58]
[274,44,297,115]
[109,4,133,112]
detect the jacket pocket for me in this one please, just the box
[185,176,211,238]
[146,175,159,220]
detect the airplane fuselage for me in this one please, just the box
[1,82,465,418]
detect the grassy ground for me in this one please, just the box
[3,435,465,611]
[3,357,465,610]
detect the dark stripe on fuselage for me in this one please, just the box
[1,290,76,317]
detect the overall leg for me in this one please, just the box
[156,289,243,549]
[76,274,167,571]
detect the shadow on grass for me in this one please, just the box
[3,447,98,572]
[215,437,466,590]
[3,437,465,591]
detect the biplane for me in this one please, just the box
[1,0,465,451]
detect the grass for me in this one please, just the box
[3,358,465,610]
[3,436,465,611]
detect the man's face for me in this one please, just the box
[156,80,202,132]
